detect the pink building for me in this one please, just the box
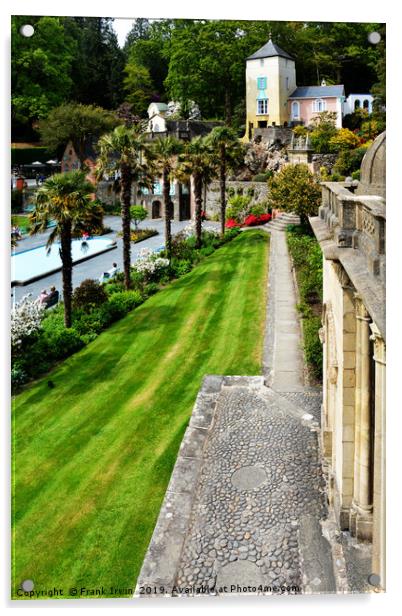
[288,84,345,128]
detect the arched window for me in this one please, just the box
[313,99,326,112]
[363,99,369,109]
[154,123,160,132]
[354,99,361,110]
[291,101,300,119]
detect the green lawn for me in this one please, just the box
[12,230,269,598]
[11,215,30,232]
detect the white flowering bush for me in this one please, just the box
[178,222,219,240]
[11,294,45,349]
[132,248,169,278]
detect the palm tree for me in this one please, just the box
[206,126,243,237]
[97,125,154,289]
[177,137,216,248]
[30,171,103,328]
[151,136,184,259]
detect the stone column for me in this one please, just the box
[370,322,386,589]
[350,294,373,540]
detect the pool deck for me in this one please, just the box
[11,217,210,305]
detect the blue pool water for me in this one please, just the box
[12,238,117,286]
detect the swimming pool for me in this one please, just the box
[11,238,117,286]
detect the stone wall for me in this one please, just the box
[205,181,269,219]
[253,126,293,145]
[310,153,338,175]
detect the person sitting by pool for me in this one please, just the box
[44,286,59,308]
[109,262,119,277]
[99,263,119,284]
[12,225,22,240]
[39,289,49,304]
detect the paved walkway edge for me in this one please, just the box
[134,375,264,598]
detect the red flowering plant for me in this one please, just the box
[243,213,271,227]
[225,218,241,228]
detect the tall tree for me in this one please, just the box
[151,136,184,259]
[30,171,103,327]
[206,126,244,236]
[63,17,125,109]
[123,62,154,116]
[371,24,386,111]
[97,125,155,289]
[177,137,216,248]
[38,102,119,163]
[11,16,76,128]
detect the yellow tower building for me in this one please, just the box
[245,39,296,140]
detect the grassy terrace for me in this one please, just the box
[12,230,269,598]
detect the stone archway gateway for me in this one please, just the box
[151,200,161,218]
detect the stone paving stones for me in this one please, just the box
[136,228,339,598]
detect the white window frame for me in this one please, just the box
[257,99,268,115]
[291,101,300,120]
[313,98,326,113]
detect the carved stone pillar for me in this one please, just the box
[370,322,386,589]
[350,294,373,540]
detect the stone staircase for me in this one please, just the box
[267,212,300,231]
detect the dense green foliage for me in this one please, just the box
[12,17,124,139]
[130,205,148,229]
[287,227,323,380]
[12,230,268,597]
[38,103,119,160]
[12,17,385,138]
[268,164,322,225]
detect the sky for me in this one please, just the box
[113,18,136,47]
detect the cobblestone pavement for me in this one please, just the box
[172,382,335,595]
[137,228,341,597]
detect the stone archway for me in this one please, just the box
[152,200,161,218]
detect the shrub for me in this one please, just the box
[199,245,215,257]
[131,248,170,281]
[287,228,323,380]
[309,111,338,153]
[104,281,124,295]
[11,294,45,351]
[250,204,266,217]
[72,279,108,311]
[292,125,308,138]
[329,128,361,152]
[11,362,28,389]
[303,317,323,379]
[42,325,85,360]
[170,259,193,278]
[144,282,160,297]
[351,169,361,181]
[226,194,252,222]
[268,164,321,225]
[333,144,369,176]
[105,290,143,319]
[223,227,241,241]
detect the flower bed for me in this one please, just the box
[130,228,158,243]
[225,213,271,228]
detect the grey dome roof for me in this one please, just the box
[356,131,386,199]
